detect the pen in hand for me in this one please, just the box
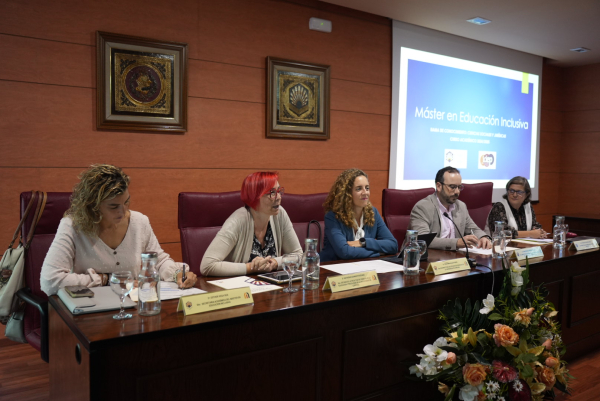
[471,229,479,248]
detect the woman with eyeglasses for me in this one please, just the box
[320,168,398,262]
[200,172,302,276]
[486,176,547,239]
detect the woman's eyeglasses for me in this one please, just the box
[508,189,526,196]
[265,187,285,199]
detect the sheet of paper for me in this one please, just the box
[322,260,404,274]
[512,238,553,244]
[129,281,206,302]
[208,276,282,294]
[457,246,519,256]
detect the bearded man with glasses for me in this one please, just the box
[486,176,546,239]
[408,166,492,250]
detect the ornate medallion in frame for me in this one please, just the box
[267,57,330,140]
[96,31,188,132]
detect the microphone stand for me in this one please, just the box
[443,212,477,268]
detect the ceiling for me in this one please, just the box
[323,0,600,67]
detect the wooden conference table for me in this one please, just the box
[48,243,600,400]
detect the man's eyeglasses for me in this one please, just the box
[265,187,285,199]
[441,183,464,191]
[508,189,526,197]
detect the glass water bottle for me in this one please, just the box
[138,252,161,316]
[553,216,567,249]
[403,230,420,275]
[301,238,320,290]
[492,221,506,259]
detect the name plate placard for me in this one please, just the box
[177,287,253,316]
[569,239,599,251]
[425,258,470,275]
[322,270,379,293]
[510,246,544,261]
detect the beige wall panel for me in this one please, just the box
[197,0,391,85]
[188,60,391,116]
[541,64,563,111]
[563,110,600,134]
[0,34,94,88]
[557,173,600,215]
[534,172,559,216]
[161,242,183,264]
[540,109,563,134]
[188,60,264,103]
[0,0,199,57]
[538,131,562,174]
[331,79,391,116]
[560,132,600,174]
[0,84,391,171]
[563,64,600,111]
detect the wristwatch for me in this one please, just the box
[359,237,366,247]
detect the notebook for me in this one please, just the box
[57,286,136,315]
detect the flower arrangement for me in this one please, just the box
[409,258,572,400]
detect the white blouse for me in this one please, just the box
[40,210,180,296]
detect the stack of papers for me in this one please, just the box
[129,281,205,302]
[458,247,519,256]
[208,276,282,294]
[511,238,553,245]
[322,259,404,274]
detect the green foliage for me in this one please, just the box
[439,298,490,334]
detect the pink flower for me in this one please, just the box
[492,360,518,383]
[543,338,552,350]
[446,352,456,364]
[526,307,535,316]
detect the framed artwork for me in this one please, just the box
[266,57,330,140]
[96,31,188,132]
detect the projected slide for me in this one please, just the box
[392,48,539,189]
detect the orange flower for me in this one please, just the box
[477,390,486,401]
[493,324,520,347]
[542,338,552,350]
[463,363,488,387]
[446,352,457,364]
[438,382,450,395]
[536,366,556,391]
[514,309,532,326]
[545,356,559,368]
[526,307,535,316]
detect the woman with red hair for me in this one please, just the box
[200,172,302,276]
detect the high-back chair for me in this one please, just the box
[381,188,435,245]
[459,182,494,232]
[178,192,244,275]
[17,191,71,362]
[282,193,327,252]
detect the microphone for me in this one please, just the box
[443,212,477,268]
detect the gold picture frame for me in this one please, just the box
[267,57,330,140]
[96,31,188,132]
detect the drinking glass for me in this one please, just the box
[282,254,300,293]
[502,230,513,254]
[416,240,427,272]
[110,271,135,320]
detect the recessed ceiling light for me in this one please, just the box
[467,17,491,25]
[570,47,591,53]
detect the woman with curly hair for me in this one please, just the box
[40,164,197,296]
[200,172,302,276]
[320,168,398,262]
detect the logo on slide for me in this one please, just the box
[478,151,496,169]
[444,149,468,168]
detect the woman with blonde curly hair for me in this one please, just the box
[320,168,398,262]
[40,164,197,296]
